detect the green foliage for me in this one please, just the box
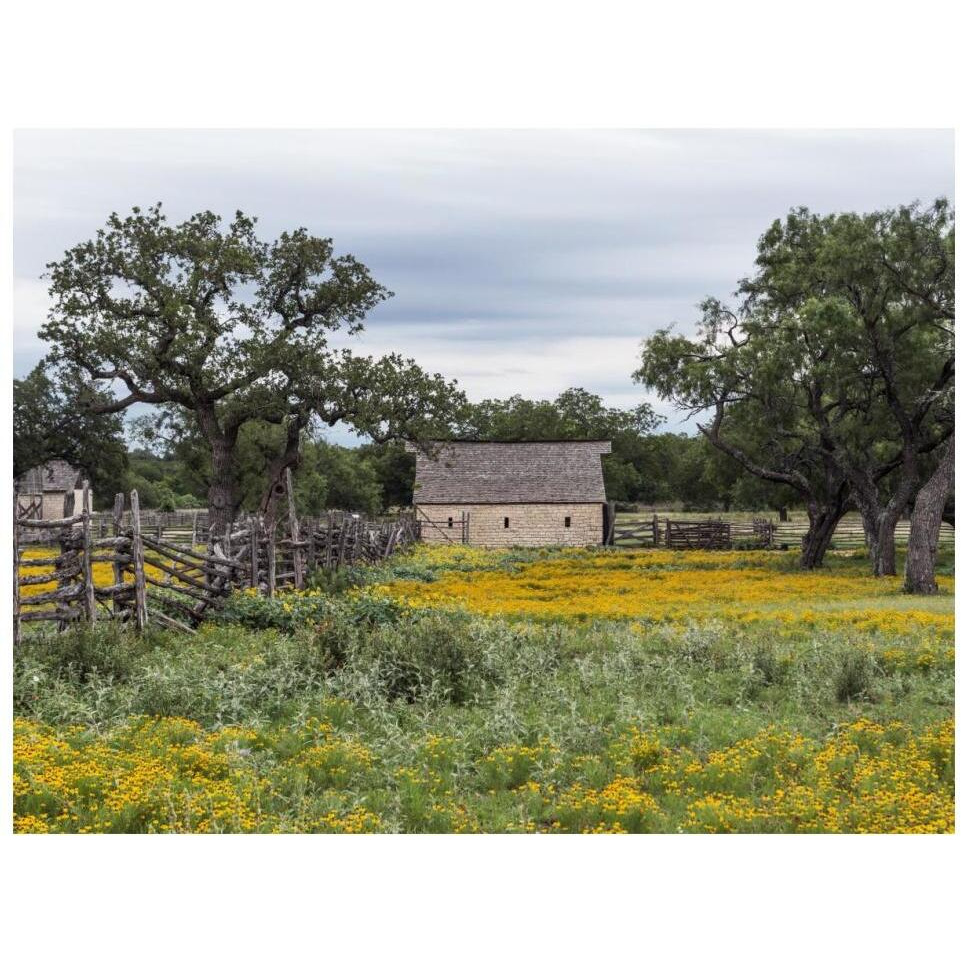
[13,594,953,833]
[356,441,416,508]
[299,440,383,515]
[462,386,662,442]
[13,538,954,834]
[13,363,128,507]
[835,648,878,703]
[40,203,465,521]
[346,612,497,706]
[122,448,204,509]
[636,200,954,568]
[304,564,373,595]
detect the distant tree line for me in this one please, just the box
[14,198,953,592]
[15,367,789,516]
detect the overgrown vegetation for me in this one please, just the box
[13,546,954,833]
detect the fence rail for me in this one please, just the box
[613,513,953,550]
[768,519,954,549]
[611,515,775,549]
[414,507,470,544]
[14,473,419,642]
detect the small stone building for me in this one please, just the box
[407,440,612,547]
[15,459,91,520]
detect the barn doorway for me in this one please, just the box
[602,502,615,545]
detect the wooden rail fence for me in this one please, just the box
[767,519,954,549]
[611,515,776,549]
[612,513,953,551]
[14,473,419,642]
[413,506,470,544]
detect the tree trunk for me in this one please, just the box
[859,502,878,555]
[259,416,305,526]
[904,436,954,594]
[866,475,919,576]
[800,500,846,569]
[851,468,919,577]
[873,509,900,576]
[207,437,237,538]
[196,404,240,538]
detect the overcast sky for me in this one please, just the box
[13,129,955,443]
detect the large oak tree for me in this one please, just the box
[637,200,954,572]
[41,205,465,532]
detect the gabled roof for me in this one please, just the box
[406,440,611,504]
[16,459,85,493]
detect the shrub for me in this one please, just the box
[15,621,155,685]
[346,613,494,705]
[834,649,877,702]
[305,565,373,594]
[752,644,790,687]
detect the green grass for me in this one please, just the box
[12,547,955,833]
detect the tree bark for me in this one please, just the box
[207,436,238,537]
[800,498,847,569]
[849,458,921,577]
[873,509,900,576]
[259,415,305,526]
[904,436,954,594]
[195,404,240,537]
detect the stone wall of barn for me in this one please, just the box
[16,491,84,521]
[418,503,605,547]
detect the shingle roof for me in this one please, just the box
[406,441,611,504]
[16,459,85,493]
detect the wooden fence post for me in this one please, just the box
[130,489,148,630]
[55,514,73,632]
[306,519,316,571]
[286,467,304,589]
[112,492,126,617]
[336,513,348,568]
[81,482,96,624]
[13,493,21,645]
[605,502,617,546]
[266,521,276,597]
[324,513,334,569]
[249,515,260,589]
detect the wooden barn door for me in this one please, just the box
[602,502,615,545]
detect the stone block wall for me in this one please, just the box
[418,502,605,547]
[16,491,85,521]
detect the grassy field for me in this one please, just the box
[13,544,955,833]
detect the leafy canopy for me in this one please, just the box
[41,203,391,431]
[13,363,128,505]
[637,200,954,503]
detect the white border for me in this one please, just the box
[2,0,958,957]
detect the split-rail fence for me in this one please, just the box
[609,514,776,549]
[610,512,953,550]
[14,473,419,642]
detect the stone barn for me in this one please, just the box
[407,440,612,547]
[15,459,91,520]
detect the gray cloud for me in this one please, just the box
[13,129,954,440]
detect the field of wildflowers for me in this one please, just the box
[17,547,169,601]
[13,545,955,833]
[368,545,955,638]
